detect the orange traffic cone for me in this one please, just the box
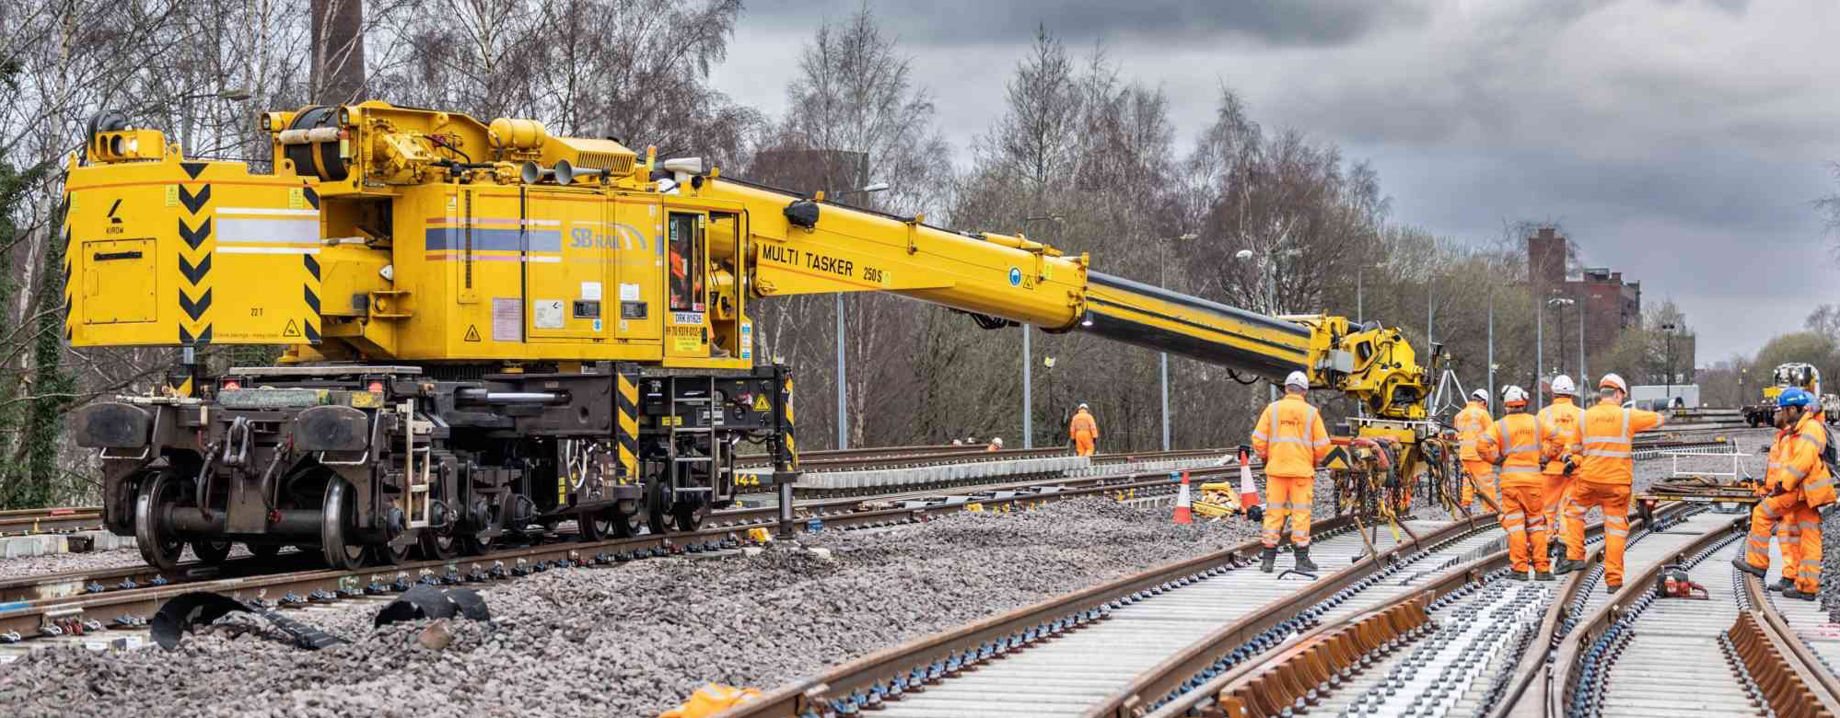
[1237,447,1261,513]
[1173,471,1194,524]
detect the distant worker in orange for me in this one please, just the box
[1479,386,1556,581]
[1252,371,1332,574]
[1454,389,1497,511]
[1554,373,1666,593]
[1733,388,1833,600]
[1538,375,1586,558]
[987,437,1003,452]
[1069,403,1100,457]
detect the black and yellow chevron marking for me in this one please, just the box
[302,253,322,344]
[59,190,72,342]
[176,174,213,345]
[781,376,798,470]
[615,370,639,483]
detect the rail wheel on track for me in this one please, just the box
[133,469,189,572]
[319,477,367,571]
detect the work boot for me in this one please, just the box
[1771,579,1792,592]
[1605,583,1622,596]
[1731,557,1769,579]
[1784,587,1818,601]
[1507,570,1529,582]
[1535,570,1555,582]
[1259,547,1278,574]
[1552,558,1586,575]
[1293,547,1319,573]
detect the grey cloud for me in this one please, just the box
[739,0,1433,47]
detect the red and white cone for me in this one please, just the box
[1237,447,1261,513]
[1173,471,1194,524]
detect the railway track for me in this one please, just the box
[0,506,104,537]
[0,462,1238,648]
[714,509,1508,718]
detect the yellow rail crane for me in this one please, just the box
[65,102,1446,570]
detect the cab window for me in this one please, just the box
[668,213,704,312]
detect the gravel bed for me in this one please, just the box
[0,499,1264,718]
[0,544,270,580]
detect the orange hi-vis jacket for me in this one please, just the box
[1576,399,1666,485]
[1455,401,1494,462]
[1069,409,1098,442]
[1538,397,1584,476]
[1480,412,1555,488]
[1252,394,1331,479]
[1770,411,1834,504]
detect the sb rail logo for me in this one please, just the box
[1007,267,1022,287]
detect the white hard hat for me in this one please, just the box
[1470,389,1490,403]
[1285,371,1310,390]
[1599,373,1628,393]
[1078,403,1089,410]
[1551,375,1576,397]
[1502,386,1529,406]
[991,437,1003,446]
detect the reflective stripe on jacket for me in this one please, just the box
[1455,402,1494,461]
[1779,411,1832,502]
[1252,395,1331,479]
[1481,412,1554,487]
[1576,399,1665,485]
[1538,398,1584,475]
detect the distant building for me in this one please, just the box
[1524,227,1690,379]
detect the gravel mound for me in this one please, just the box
[0,499,1261,718]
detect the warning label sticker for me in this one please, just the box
[282,319,301,338]
[464,325,482,342]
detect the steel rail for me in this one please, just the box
[0,471,1206,641]
[1737,572,1840,715]
[711,513,1497,718]
[1517,513,1747,717]
[1085,510,1502,717]
[1120,502,1696,718]
[0,463,1245,606]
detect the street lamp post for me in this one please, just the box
[1019,215,1063,449]
[827,181,890,449]
[1661,322,1678,404]
[1236,246,1297,401]
[1548,297,1575,376]
[1158,233,1197,451]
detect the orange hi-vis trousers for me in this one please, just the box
[1499,483,1550,573]
[1543,474,1574,548]
[1746,491,1824,594]
[1562,480,1631,586]
[1074,437,1095,457]
[1262,475,1315,548]
[1462,461,1498,507]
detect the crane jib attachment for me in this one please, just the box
[1081,272,1310,380]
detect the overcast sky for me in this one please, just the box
[708,0,1840,364]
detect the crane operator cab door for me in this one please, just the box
[664,209,711,359]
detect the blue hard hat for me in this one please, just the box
[1778,388,1814,408]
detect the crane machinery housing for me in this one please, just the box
[64,101,1442,571]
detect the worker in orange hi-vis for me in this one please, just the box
[1479,385,1556,581]
[1538,375,1586,558]
[1069,403,1100,457]
[986,437,1003,452]
[1454,389,1497,511]
[1552,373,1665,593]
[1733,387,1833,600]
[1252,371,1332,574]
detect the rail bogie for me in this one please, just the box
[74,362,795,571]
